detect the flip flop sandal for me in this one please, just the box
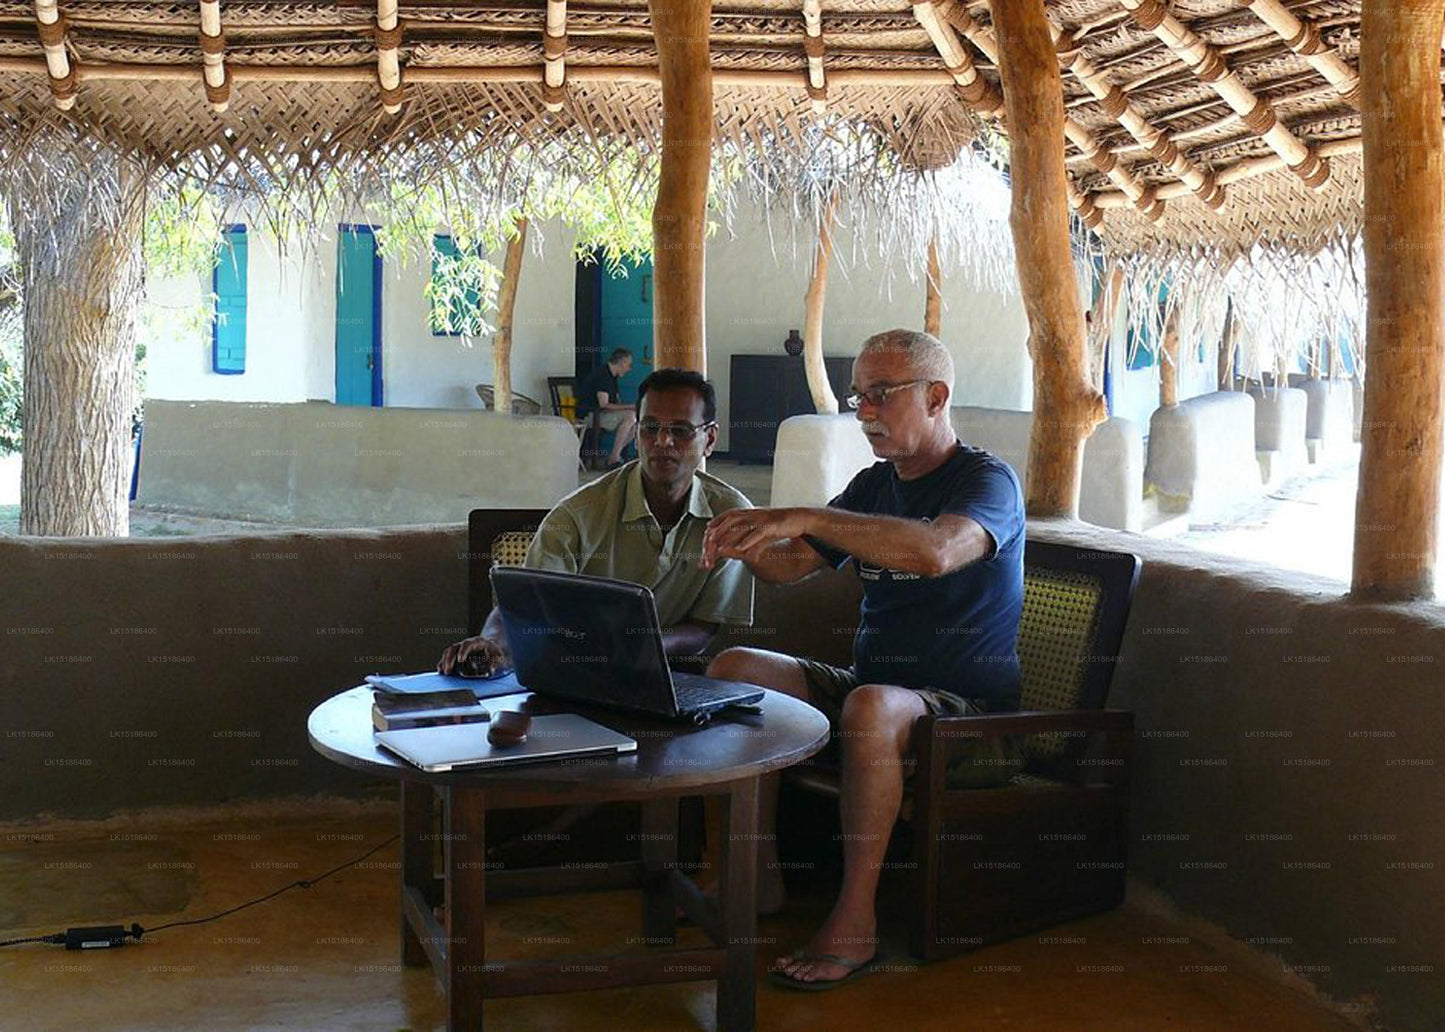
[768,951,882,992]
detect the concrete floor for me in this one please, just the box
[0,799,1364,1032]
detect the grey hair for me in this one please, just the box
[859,328,955,399]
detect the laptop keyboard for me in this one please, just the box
[671,672,761,712]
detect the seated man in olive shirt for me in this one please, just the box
[439,368,754,675]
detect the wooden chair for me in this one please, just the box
[474,384,543,415]
[787,540,1141,961]
[546,376,601,469]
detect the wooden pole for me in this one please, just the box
[648,0,712,373]
[493,216,527,415]
[1217,298,1237,390]
[991,0,1106,517]
[1353,0,1445,600]
[1158,298,1182,408]
[924,232,942,338]
[1087,263,1124,397]
[803,191,840,414]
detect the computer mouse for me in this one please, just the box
[487,711,530,747]
[455,651,499,678]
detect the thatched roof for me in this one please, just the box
[0,0,1382,262]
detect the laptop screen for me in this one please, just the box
[490,567,678,717]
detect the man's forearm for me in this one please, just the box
[801,508,986,577]
[746,539,824,584]
[481,605,509,650]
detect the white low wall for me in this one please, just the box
[1145,391,1260,519]
[1248,386,1309,486]
[138,400,579,526]
[768,414,878,508]
[1296,378,1354,462]
[768,409,1144,531]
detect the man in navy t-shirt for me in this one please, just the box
[701,328,1025,990]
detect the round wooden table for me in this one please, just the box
[308,686,829,1032]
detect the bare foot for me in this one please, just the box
[770,912,878,984]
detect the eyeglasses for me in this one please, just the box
[638,420,715,442]
[845,380,932,410]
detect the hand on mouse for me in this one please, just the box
[438,635,511,677]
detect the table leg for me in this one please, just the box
[445,785,487,1032]
[400,779,435,968]
[639,796,680,946]
[717,778,759,1032]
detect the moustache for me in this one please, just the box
[860,421,889,436]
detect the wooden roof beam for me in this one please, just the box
[375,0,403,113]
[1050,19,1224,210]
[802,0,825,114]
[1240,0,1360,109]
[198,0,230,113]
[32,0,75,110]
[929,0,1161,222]
[541,0,566,111]
[1116,0,1330,189]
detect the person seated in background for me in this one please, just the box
[576,347,639,470]
[439,367,754,676]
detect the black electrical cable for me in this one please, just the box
[0,832,400,947]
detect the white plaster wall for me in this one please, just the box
[139,209,1031,450]
[379,220,578,412]
[142,231,318,403]
[705,207,1032,450]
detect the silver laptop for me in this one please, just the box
[375,713,636,773]
[490,567,765,724]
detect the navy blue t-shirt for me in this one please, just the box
[805,443,1025,710]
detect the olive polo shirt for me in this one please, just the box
[522,460,755,628]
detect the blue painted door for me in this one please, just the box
[212,226,248,374]
[601,256,654,401]
[335,225,381,406]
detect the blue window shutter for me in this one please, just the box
[212,226,248,374]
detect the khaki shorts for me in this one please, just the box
[794,658,1025,789]
[595,409,634,432]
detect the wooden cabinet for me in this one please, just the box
[728,353,853,462]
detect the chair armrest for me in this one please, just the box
[916,709,1133,792]
[922,708,1133,740]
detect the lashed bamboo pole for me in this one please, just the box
[992,0,1107,517]
[198,0,230,112]
[32,0,75,110]
[375,0,404,113]
[924,233,942,338]
[1092,133,1374,207]
[938,3,1161,221]
[1352,0,1445,601]
[913,0,1003,117]
[1049,18,1224,210]
[1117,0,1330,189]
[493,217,527,416]
[803,190,840,414]
[542,0,567,111]
[648,0,711,373]
[1242,0,1360,108]
[802,0,826,114]
[0,54,955,88]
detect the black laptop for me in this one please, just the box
[490,566,765,724]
